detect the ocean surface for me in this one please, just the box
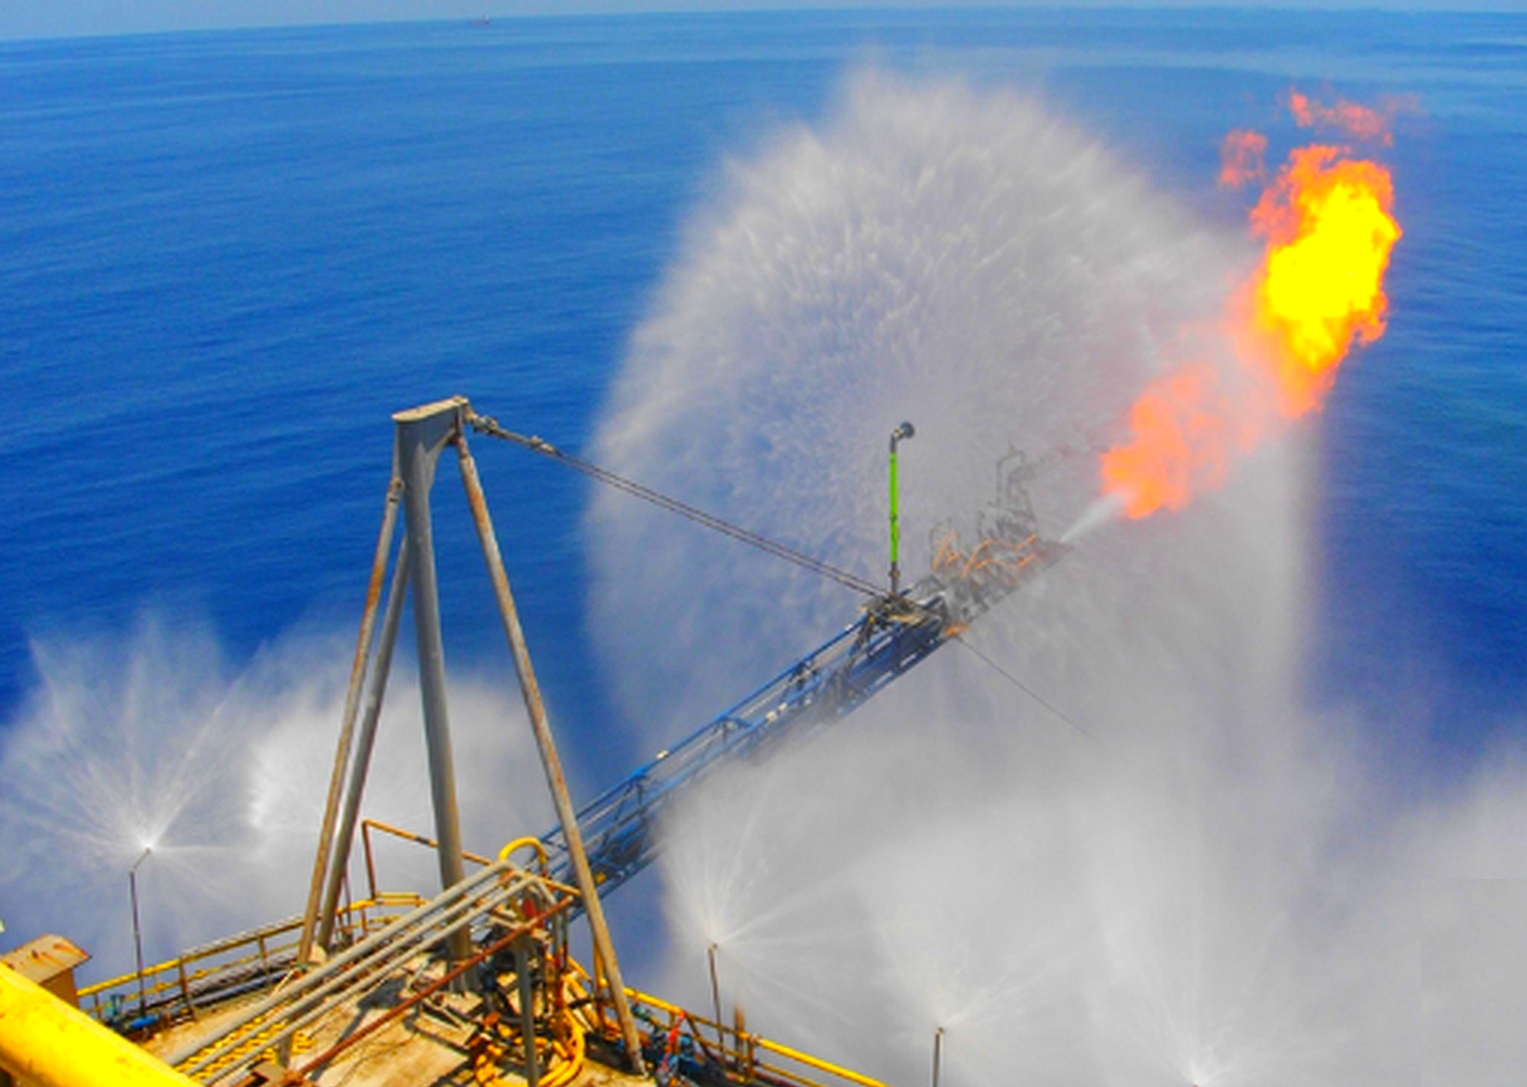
[4,10,1524,756]
[1,9,1525,978]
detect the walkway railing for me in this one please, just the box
[619,988,891,1087]
[77,893,425,1030]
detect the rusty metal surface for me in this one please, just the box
[1,934,89,983]
[167,859,569,1080]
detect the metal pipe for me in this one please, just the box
[171,860,526,1072]
[231,881,565,1083]
[361,816,497,869]
[0,964,203,1087]
[130,845,152,1017]
[206,879,546,1082]
[292,905,567,1083]
[299,477,403,968]
[361,819,379,902]
[316,538,410,951]
[707,943,722,1029]
[453,430,648,1075]
[514,937,540,1087]
[735,1004,754,1081]
[931,1026,944,1087]
[393,397,472,967]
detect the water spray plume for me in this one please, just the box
[594,70,1527,1086]
[1100,94,1401,520]
[0,616,554,978]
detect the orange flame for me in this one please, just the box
[1246,145,1401,417]
[1099,364,1239,519]
[1218,129,1267,189]
[1288,90,1393,146]
[1099,99,1403,520]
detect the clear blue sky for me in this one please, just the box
[0,1,1514,44]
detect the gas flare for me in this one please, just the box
[1289,90,1393,146]
[1219,129,1267,189]
[1100,97,1402,519]
[1246,144,1400,417]
[1100,364,1238,519]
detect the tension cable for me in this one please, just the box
[952,634,1098,744]
[466,411,885,599]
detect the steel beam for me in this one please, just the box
[394,396,471,966]
[316,539,411,951]
[453,429,648,1075]
[299,476,403,968]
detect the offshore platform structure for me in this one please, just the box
[542,446,1067,898]
[13,395,1067,1087]
[295,395,1067,927]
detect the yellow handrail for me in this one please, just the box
[77,893,427,1025]
[621,987,890,1087]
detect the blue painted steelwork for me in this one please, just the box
[542,451,1067,896]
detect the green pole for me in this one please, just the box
[888,421,914,594]
[889,442,900,594]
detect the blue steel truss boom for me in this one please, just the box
[533,448,1068,896]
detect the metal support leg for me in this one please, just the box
[514,937,540,1087]
[299,478,403,969]
[317,540,410,951]
[453,430,649,1075]
[394,397,471,967]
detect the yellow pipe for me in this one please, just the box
[0,964,202,1087]
[751,1037,891,1087]
[496,836,550,874]
[622,987,889,1087]
[363,817,496,867]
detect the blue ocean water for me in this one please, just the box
[1,7,1523,795]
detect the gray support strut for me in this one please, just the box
[297,477,404,968]
[453,426,648,1075]
[394,397,472,966]
[316,539,411,951]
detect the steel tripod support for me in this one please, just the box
[300,395,648,1072]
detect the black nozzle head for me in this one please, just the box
[891,421,915,444]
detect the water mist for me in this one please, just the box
[590,70,1527,1085]
[0,612,554,981]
